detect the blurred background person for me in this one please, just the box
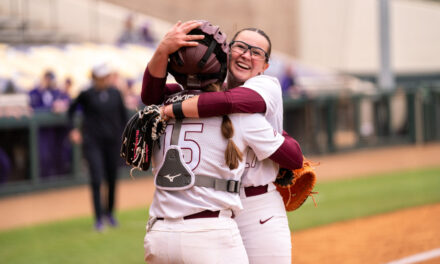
[28,70,66,178]
[67,62,128,232]
[280,64,305,99]
[29,70,60,111]
[52,77,74,175]
[117,13,142,45]
[52,77,73,114]
[139,21,156,47]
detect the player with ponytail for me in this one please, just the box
[143,20,301,263]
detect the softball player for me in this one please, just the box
[161,75,296,263]
[143,21,301,264]
[146,109,285,263]
[142,21,303,263]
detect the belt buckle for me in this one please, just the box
[227,180,240,193]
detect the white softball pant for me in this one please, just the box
[236,186,292,264]
[144,210,249,264]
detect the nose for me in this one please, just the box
[240,48,252,59]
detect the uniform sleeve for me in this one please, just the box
[240,113,285,160]
[241,75,282,117]
[268,130,303,170]
[141,66,167,105]
[141,67,183,105]
[197,87,266,117]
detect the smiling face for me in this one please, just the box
[227,30,270,88]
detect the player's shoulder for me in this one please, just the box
[242,75,281,96]
[242,74,282,103]
[243,74,281,88]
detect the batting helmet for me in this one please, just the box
[168,20,228,90]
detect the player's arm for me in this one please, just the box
[162,87,266,118]
[163,75,280,118]
[241,114,303,170]
[141,20,205,105]
[141,67,183,105]
[268,130,303,170]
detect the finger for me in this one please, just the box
[180,20,200,27]
[178,20,198,30]
[181,21,203,33]
[181,41,200,47]
[170,21,182,31]
[185,34,205,41]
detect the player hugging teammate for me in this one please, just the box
[134,20,305,263]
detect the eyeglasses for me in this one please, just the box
[229,41,268,61]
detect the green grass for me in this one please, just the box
[288,166,440,230]
[0,210,149,264]
[1,167,439,264]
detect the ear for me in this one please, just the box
[263,62,269,71]
[258,62,269,75]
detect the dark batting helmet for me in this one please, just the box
[168,20,228,90]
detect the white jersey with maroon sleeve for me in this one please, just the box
[240,75,284,188]
[149,112,284,219]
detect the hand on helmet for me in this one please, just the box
[158,20,205,55]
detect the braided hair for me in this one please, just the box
[203,84,243,170]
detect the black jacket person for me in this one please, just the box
[68,62,128,231]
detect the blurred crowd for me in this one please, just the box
[0,64,143,183]
[1,66,143,115]
[117,14,156,47]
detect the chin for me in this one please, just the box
[233,71,250,82]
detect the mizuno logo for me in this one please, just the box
[259,216,274,225]
[163,173,182,182]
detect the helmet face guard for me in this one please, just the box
[168,21,228,90]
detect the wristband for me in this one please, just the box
[172,102,185,119]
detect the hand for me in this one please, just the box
[159,106,170,121]
[163,104,174,119]
[157,20,205,55]
[69,128,82,144]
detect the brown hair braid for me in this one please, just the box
[204,83,243,170]
[221,115,243,170]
